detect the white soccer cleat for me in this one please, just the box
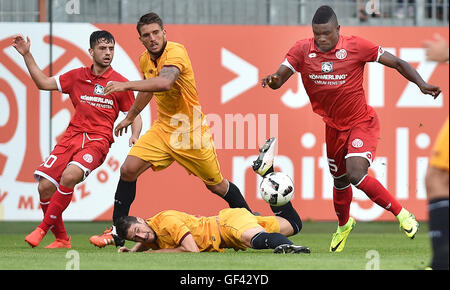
[252,137,277,177]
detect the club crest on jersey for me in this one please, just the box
[335,49,347,60]
[94,84,105,95]
[321,62,333,73]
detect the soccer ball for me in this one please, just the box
[259,172,294,206]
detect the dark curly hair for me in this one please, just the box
[89,30,115,49]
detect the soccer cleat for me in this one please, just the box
[274,244,311,254]
[89,226,124,248]
[25,227,46,248]
[329,217,356,253]
[45,237,72,249]
[397,208,419,239]
[252,137,277,177]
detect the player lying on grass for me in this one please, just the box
[115,206,309,254]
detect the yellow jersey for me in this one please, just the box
[145,210,222,252]
[144,208,280,252]
[139,41,204,135]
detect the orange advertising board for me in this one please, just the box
[0,24,448,221]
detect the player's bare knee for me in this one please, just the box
[60,168,83,188]
[37,180,56,199]
[206,179,228,196]
[119,163,141,182]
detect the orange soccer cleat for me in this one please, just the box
[25,227,46,248]
[89,227,117,248]
[45,237,72,249]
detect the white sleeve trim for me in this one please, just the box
[54,75,62,92]
[376,46,385,62]
[281,58,297,73]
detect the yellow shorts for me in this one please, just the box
[429,118,449,171]
[129,122,224,185]
[217,208,280,251]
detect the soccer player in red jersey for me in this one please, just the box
[12,31,142,248]
[261,6,442,252]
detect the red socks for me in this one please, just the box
[333,185,353,226]
[356,175,402,216]
[334,175,403,225]
[38,185,73,240]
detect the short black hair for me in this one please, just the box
[115,216,138,240]
[89,30,115,49]
[137,12,164,35]
[312,5,338,24]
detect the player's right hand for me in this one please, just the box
[261,74,280,88]
[118,246,131,253]
[11,35,31,56]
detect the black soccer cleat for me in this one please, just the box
[274,244,311,254]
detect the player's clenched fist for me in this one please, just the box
[261,74,281,89]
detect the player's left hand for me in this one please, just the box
[420,83,441,99]
[129,136,138,147]
[105,81,128,95]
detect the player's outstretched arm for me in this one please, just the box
[104,66,180,94]
[261,65,294,90]
[11,35,57,91]
[146,234,200,253]
[378,51,441,99]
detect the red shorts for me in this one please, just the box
[325,115,380,178]
[34,131,110,188]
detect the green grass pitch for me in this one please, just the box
[0,221,431,270]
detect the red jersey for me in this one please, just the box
[55,66,135,144]
[284,35,384,131]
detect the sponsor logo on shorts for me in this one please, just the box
[352,138,364,148]
[83,153,93,163]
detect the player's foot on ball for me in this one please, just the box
[396,208,419,239]
[252,137,277,177]
[89,226,124,248]
[329,217,356,253]
[274,244,311,254]
[45,237,72,249]
[25,227,46,248]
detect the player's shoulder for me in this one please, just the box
[291,37,312,49]
[60,66,85,77]
[166,41,186,51]
[165,41,188,58]
[108,68,130,82]
[342,35,373,46]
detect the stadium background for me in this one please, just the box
[0,0,448,222]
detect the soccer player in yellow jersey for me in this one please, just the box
[423,34,449,270]
[90,12,252,248]
[114,207,309,254]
